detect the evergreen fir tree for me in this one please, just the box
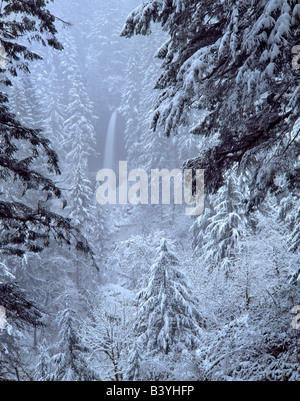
[62,73,103,286]
[191,195,215,255]
[201,173,248,274]
[289,204,300,253]
[63,74,97,174]
[125,341,142,381]
[83,0,137,110]
[51,308,99,381]
[136,239,203,356]
[36,61,67,161]
[34,339,52,381]
[0,0,94,260]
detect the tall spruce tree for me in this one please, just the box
[84,0,137,110]
[125,341,142,381]
[289,204,300,253]
[200,173,248,274]
[136,239,203,356]
[50,308,99,381]
[62,70,102,286]
[34,339,52,381]
[36,60,66,163]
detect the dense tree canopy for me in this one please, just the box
[122,0,300,208]
[0,0,298,382]
[0,0,93,259]
[0,2,95,376]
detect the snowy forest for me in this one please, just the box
[0,0,299,382]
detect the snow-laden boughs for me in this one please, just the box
[125,341,142,381]
[122,0,300,209]
[277,174,299,253]
[196,315,260,381]
[0,281,43,329]
[200,173,248,274]
[191,195,215,256]
[0,0,63,81]
[0,273,44,380]
[34,339,52,381]
[82,297,134,381]
[0,0,95,258]
[84,0,137,110]
[115,231,166,290]
[195,280,300,381]
[289,203,300,253]
[50,308,99,381]
[136,238,203,356]
[0,0,98,380]
[62,57,105,277]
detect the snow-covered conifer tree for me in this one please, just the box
[201,173,248,274]
[122,0,300,211]
[136,239,203,356]
[36,61,66,162]
[289,203,300,254]
[125,341,142,381]
[51,308,99,381]
[62,69,104,284]
[34,339,52,381]
[84,0,137,110]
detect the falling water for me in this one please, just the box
[103,110,117,170]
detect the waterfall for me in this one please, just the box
[103,110,117,170]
